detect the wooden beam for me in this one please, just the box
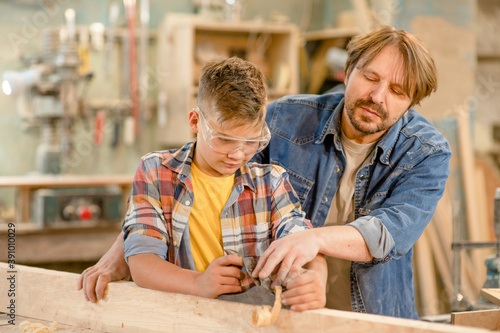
[480,289,500,306]
[451,309,500,330]
[0,264,493,332]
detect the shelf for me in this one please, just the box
[303,28,359,94]
[0,174,133,224]
[156,13,300,147]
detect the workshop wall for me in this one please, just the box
[0,1,482,201]
[0,0,323,210]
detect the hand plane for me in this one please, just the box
[217,252,276,306]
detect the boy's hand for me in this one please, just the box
[194,255,246,298]
[281,265,326,311]
[77,242,130,303]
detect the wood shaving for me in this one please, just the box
[252,285,282,327]
[19,320,57,333]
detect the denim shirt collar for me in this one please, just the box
[161,139,256,192]
[320,98,407,166]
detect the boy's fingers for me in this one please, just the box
[219,254,244,267]
[220,284,244,295]
[77,274,83,290]
[220,265,246,280]
[220,276,242,286]
[84,279,97,303]
[95,274,111,300]
[77,266,96,290]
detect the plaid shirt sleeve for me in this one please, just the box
[122,153,171,261]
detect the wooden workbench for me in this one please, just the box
[0,313,104,332]
[0,263,493,333]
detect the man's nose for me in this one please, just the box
[370,83,387,105]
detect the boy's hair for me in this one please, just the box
[197,56,268,127]
[345,25,437,108]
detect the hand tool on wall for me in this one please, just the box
[139,0,150,121]
[105,2,120,78]
[124,0,140,142]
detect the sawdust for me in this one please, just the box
[252,285,282,327]
[19,320,58,333]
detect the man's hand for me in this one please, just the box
[77,233,129,303]
[194,255,246,298]
[281,265,326,311]
[252,229,320,285]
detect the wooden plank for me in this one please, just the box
[0,263,492,333]
[414,231,439,316]
[451,309,500,330]
[457,111,485,291]
[16,188,30,223]
[480,289,500,306]
[303,27,359,41]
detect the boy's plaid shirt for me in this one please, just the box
[122,139,312,271]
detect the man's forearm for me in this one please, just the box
[313,225,373,262]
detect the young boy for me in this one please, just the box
[122,57,326,310]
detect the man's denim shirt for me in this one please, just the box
[252,93,451,319]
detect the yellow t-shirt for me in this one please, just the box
[189,162,235,272]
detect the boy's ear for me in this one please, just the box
[188,109,200,134]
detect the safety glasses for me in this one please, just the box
[194,106,271,156]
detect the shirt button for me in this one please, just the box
[336,167,340,172]
[185,200,191,206]
[359,175,365,180]
[173,241,178,247]
[323,197,328,203]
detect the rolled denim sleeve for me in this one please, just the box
[349,216,395,260]
[357,142,451,262]
[123,233,168,263]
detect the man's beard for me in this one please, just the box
[345,99,390,135]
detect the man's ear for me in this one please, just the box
[188,109,200,134]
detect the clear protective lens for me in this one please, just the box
[195,106,270,155]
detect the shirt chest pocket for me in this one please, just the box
[226,218,272,258]
[270,160,313,205]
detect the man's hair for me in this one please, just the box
[345,26,437,108]
[197,56,268,127]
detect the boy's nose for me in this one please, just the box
[228,148,245,160]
